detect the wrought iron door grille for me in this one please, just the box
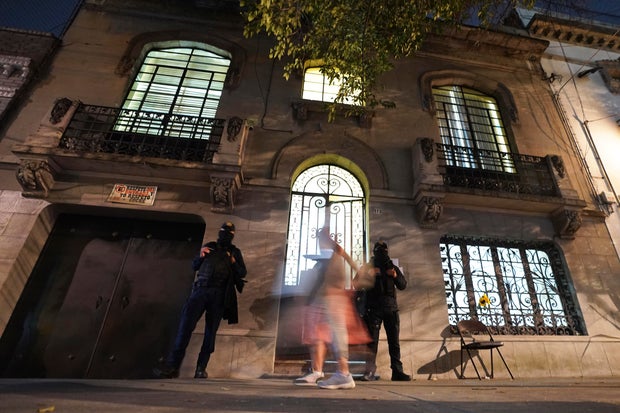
[436,143,559,196]
[440,235,585,336]
[59,104,224,163]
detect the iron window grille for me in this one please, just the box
[58,46,230,163]
[440,235,585,335]
[433,85,515,172]
[284,164,366,287]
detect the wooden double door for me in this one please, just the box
[0,213,204,378]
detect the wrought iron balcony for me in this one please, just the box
[58,104,225,163]
[435,143,559,197]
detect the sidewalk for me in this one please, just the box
[2,376,619,413]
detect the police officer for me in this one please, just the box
[154,221,247,379]
[358,241,411,381]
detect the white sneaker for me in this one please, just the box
[317,372,355,390]
[294,370,324,386]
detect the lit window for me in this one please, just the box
[115,47,230,139]
[302,67,357,105]
[284,164,366,287]
[440,235,585,335]
[433,86,515,173]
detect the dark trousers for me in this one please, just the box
[364,307,404,373]
[167,285,225,369]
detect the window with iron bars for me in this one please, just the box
[115,46,230,139]
[433,85,515,173]
[440,235,585,335]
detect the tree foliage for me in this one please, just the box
[242,0,533,116]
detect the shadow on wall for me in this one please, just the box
[417,325,462,379]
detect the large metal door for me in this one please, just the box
[0,213,204,378]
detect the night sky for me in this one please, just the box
[0,0,82,38]
[0,0,618,39]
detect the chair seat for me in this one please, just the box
[463,341,504,350]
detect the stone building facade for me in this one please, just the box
[1,1,619,380]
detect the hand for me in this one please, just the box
[386,268,397,278]
[200,247,212,257]
[227,251,236,264]
[373,267,381,277]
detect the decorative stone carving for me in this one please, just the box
[551,208,582,239]
[49,97,73,124]
[415,196,443,228]
[550,155,566,179]
[210,176,237,213]
[227,116,243,142]
[358,110,373,129]
[421,138,434,162]
[292,101,308,120]
[16,159,55,197]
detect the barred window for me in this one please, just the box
[433,85,515,173]
[440,235,585,335]
[115,47,230,139]
[283,164,366,287]
[302,67,357,104]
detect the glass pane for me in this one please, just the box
[116,46,230,137]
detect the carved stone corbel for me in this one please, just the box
[415,196,444,228]
[16,159,55,197]
[49,97,73,124]
[292,101,308,120]
[550,155,566,179]
[421,138,434,162]
[210,175,239,213]
[227,116,244,142]
[551,207,582,239]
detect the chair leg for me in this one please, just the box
[464,348,482,380]
[496,348,514,379]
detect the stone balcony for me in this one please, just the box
[11,98,251,213]
[412,137,587,239]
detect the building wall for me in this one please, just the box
[1,4,619,380]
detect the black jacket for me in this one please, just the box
[365,260,407,312]
[192,241,247,324]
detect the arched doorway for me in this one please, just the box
[275,162,368,369]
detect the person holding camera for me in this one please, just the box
[355,240,411,381]
[154,221,247,379]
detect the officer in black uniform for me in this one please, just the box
[359,241,411,381]
[154,221,247,379]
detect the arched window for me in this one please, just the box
[115,46,231,139]
[433,85,515,173]
[283,164,366,288]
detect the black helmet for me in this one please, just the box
[373,241,388,255]
[220,221,235,233]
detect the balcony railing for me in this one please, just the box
[58,104,225,163]
[436,143,559,197]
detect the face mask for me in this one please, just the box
[218,231,234,246]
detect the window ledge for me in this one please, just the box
[291,99,374,128]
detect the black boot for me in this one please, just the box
[152,366,179,379]
[391,370,411,381]
[194,366,208,379]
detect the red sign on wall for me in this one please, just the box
[107,184,157,206]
